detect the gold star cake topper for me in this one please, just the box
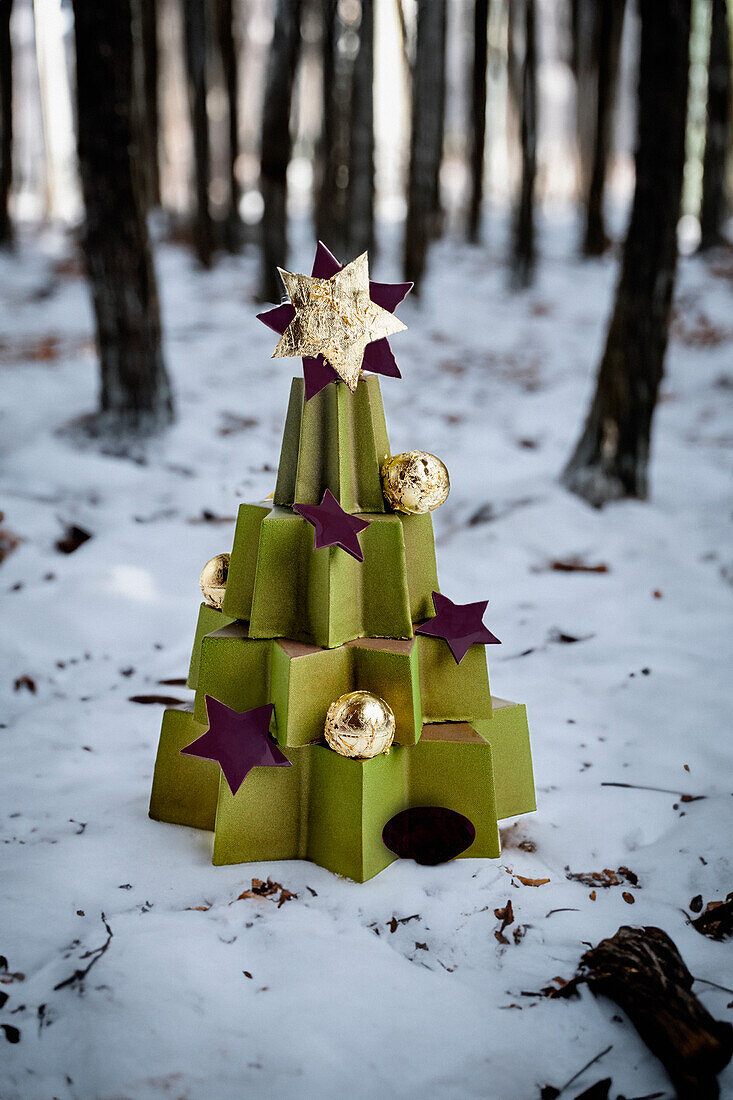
[271,251,407,392]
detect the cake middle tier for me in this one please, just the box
[222,503,439,649]
[190,623,493,745]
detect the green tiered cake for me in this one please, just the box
[149,246,535,881]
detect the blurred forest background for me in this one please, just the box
[0,0,731,505]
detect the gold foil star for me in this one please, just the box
[271,251,407,391]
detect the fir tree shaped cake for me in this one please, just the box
[149,243,535,882]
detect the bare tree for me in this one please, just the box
[403,0,446,290]
[72,0,173,433]
[315,0,349,254]
[315,0,373,258]
[574,0,626,256]
[509,0,537,287]
[699,0,731,250]
[562,0,691,507]
[213,0,244,250]
[183,0,214,266]
[467,0,490,244]
[137,0,160,208]
[0,0,11,245]
[259,0,302,302]
[346,0,374,255]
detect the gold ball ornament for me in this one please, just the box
[381,451,450,515]
[199,553,230,610]
[324,690,396,759]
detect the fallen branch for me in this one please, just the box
[557,926,733,1098]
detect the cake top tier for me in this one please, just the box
[274,374,391,514]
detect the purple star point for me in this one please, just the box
[257,241,411,400]
[415,591,501,664]
[181,697,290,796]
[293,488,370,561]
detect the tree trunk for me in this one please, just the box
[346,0,374,256]
[139,0,160,208]
[259,0,301,302]
[72,0,173,433]
[699,0,731,250]
[403,0,446,291]
[213,0,243,250]
[581,0,625,256]
[431,1,447,235]
[0,0,12,245]
[183,0,214,267]
[510,0,537,287]
[315,0,347,254]
[562,0,691,507]
[467,0,489,244]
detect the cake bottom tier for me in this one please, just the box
[149,699,535,882]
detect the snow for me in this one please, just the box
[1,216,732,1099]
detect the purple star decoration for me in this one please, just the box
[181,696,290,796]
[257,241,413,400]
[294,488,370,561]
[416,591,501,665]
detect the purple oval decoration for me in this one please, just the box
[382,807,476,866]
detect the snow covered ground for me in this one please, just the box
[1,216,732,1100]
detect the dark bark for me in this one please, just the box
[72,0,173,432]
[315,0,349,255]
[183,0,214,267]
[0,0,12,245]
[699,0,731,250]
[213,0,243,250]
[467,0,489,243]
[562,0,691,507]
[259,0,301,302]
[431,2,447,233]
[140,0,160,208]
[346,0,374,256]
[581,0,626,256]
[510,0,537,288]
[561,927,733,1099]
[403,0,446,290]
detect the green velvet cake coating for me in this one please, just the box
[417,634,492,723]
[306,745,407,881]
[222,503,439,649]
[473,699,536,821]
[150,702,535,881]
[193,623,271,723]
[212,750,307,866]
[193,625,494,746]
[209,720,511,880]
[274,376,390,513]
[220,504,269,625]
[221,372,440,649]
[408,723,500,859]
[187,603,235,689]
[149,706,220,831]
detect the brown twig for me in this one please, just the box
[601,782,706,802]
[54,914,113,992]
